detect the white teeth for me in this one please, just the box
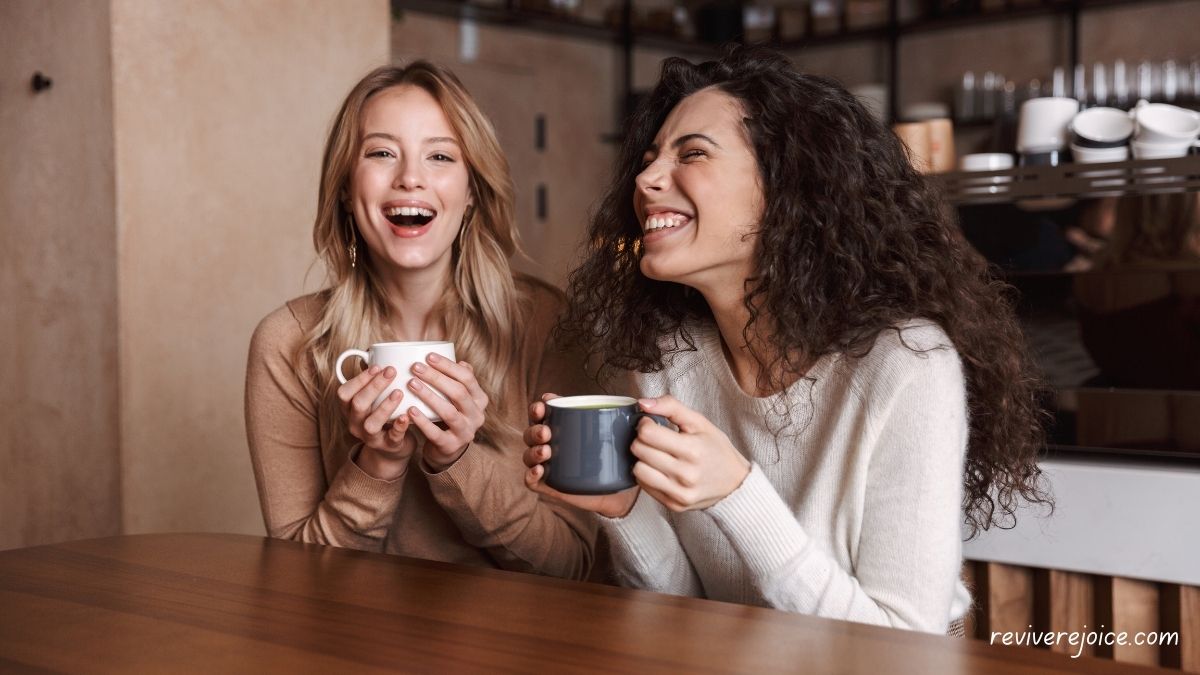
[384,206,435,218]
[644,214,686,232]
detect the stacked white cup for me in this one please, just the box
[1130,101,1200,159]
[1069,107,1134,164]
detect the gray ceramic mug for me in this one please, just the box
[544,395,669,495]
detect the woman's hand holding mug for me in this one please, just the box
[404,354,490,473]
[629,396,751,512]
[335,341,474,478]
[337,365,417,481]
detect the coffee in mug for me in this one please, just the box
[544,395,669,495]
[335,341,456,422]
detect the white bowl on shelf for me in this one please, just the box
[1070,143,1128,164]
[960,153,1014,172]
[959,153,1015,195]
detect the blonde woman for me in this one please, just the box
[245,62,595,579]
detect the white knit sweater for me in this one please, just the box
[601,320,973,634]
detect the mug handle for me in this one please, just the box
[636,412,672,429]
[335,349,371,384]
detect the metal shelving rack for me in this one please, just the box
[934,154,1200,204]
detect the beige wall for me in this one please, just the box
[1,0,120,550]
[1,0,390,549]
[0,0,120,550]
[111,0,390,536]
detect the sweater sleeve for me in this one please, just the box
[244,303,406,551]
[420,286,598,580]
[598,491,705,596]
[421,440,596,579]
[703,349,968,633]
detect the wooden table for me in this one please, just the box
[0,534,1168,673]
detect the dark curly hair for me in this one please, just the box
[559,46,1051,538]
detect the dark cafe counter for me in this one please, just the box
[0,534,1169,674]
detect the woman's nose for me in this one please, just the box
[635,158,669,194]
[394,157,424,191]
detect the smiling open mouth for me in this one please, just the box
[383,206,436,227]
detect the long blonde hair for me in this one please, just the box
[302,62,522,454]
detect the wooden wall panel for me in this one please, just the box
[1162,584,1200,672]
[1035,570,1096,659]
[977,563,1036,638]
[968,561,1200,673]
[1090,576,1160,667]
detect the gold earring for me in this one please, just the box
[346,213,359,269]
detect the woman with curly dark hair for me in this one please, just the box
[521,46,1051,633]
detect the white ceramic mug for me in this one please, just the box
[1017,97,1080,154]
[1131,100,1200,145]
[335,341,456,422]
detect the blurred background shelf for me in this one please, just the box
[935,154,1200,204]
[392,0,1199,123]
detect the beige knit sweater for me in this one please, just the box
[602,320,974,633]
[244,276,597,579]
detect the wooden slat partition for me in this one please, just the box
[1096,577,1161,666]
[1034,569,1096,659]
[1163,585,1200,671]
[976,562,1035,637]
[964,560,1200,673]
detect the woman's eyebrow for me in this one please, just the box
[644,133,721,156]
[361,132,459,146]
[672,133,720,149]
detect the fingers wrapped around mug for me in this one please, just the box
[523,443,552,488]
[407,354,488,472]
[629,396,751,512]
[337,366,408,450]
[521,392,561,478]
[334,364,418,484]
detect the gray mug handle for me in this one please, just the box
[636,412,671,429]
